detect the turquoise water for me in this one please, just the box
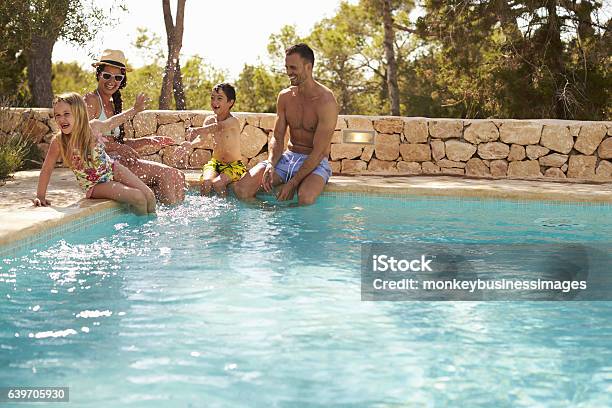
[1,194,612,407]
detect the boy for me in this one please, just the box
[177,83,244,196]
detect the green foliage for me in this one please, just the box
[52,62,97,96]
[121,64,165,110]
[14,1,610,119]
[181,56,227,110]
[414,0,610,119]
[132,27,165,65]
[0,1,124,106]
[234,64,285,113]
[0,131,30,179]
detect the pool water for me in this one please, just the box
[1,194,612,407]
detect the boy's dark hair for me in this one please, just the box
[213,83,236,108]
[285,43,315,67]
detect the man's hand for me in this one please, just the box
[32,196,50,207]
[261,163,276,192]
[276,181,297,201]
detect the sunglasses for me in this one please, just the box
[100,72,125,82]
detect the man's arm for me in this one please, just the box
[284,97,337,188]
[268,92,288,166]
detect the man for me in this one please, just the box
[233,43,338,205]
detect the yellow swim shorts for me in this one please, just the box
[201,158,247,182]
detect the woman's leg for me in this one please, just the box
[89,181,148,215]
[200,169,217,196]
[112,163,157,213]
[122,159,185,205]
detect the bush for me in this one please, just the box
[0,132,29,179]
[0,98,39,179]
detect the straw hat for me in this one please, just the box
[91,49,132,71]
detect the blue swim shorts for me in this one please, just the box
[260,151,332,184]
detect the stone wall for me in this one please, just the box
[2,108,612,181]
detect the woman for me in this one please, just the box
[84,49,185,205]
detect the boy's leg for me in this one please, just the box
[200,169,217,196]
[112,163,157,213]
[89,181,148,215]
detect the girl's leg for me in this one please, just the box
[113,163,157,213]
[89,181,148,215]
[212,173,232,196]
[200,170,217,196]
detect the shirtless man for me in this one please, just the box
[233,43,338,205]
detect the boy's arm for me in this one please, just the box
[185,119,222,146]
[183,117,222,148]
[34,137,60,206]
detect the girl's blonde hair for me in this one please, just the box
[53,92,94,168]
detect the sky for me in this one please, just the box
[52,0,357,80]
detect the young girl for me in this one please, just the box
[34,92,156,215]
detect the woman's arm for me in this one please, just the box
[90,92,149,136]
[34,138,60,206]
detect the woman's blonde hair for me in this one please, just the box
[53,92,94,168]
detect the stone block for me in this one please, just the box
[445,140,476,161]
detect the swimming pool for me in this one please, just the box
[1,194,611,407]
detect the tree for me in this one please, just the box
[415,0,610,119]
[2,0,122,107]
[235,64,285,113]
[51,62,96,96]
[381,0,400,115]
[159,0,186,110]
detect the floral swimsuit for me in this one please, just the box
[71,138,115,198]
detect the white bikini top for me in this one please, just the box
[96,91,121,139]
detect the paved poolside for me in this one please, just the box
[1,168,611,249]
